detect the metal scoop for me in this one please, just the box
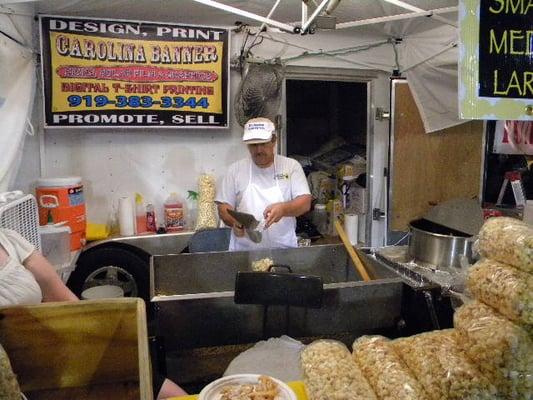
[228,209,266,243]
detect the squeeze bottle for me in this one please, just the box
[135,193,147,234]
[146,203,157,233]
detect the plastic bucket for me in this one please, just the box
[81,285,124,300]
[36,177,86,251]
[39,224,71,266]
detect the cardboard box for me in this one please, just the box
[0,298,153,400]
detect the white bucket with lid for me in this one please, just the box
[39,224,71,267]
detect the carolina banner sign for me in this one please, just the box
[459,0,533,121]
[39,15,229,128]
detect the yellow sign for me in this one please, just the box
[459,0,533,121]
[40,15,229,127]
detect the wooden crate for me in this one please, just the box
[0,298,153,400]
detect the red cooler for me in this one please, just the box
[36,177,86,250]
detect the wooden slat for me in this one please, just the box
[0,298,153,400]
[390,82,483,231]
[334,219,371,281]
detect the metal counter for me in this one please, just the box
[150,244,404,350]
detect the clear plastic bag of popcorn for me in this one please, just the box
[477,217,533,273]
[195,174,218,230]
[392,329,498,400]
[300,339,377,400]
[352,335,428,400]
[454,301,533,399]
[198,174,216,202]
[467,259,533,324]
[195,202,218,231]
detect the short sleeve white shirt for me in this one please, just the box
[216,155,310,209]
[0,229,42,306]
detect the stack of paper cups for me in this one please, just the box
[523,200,533,225]
[358,213,366,244]
[118,196,135,236]
[344,213,359,246]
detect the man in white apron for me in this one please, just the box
[217,118,312,251]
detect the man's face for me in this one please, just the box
[247,136,276,168]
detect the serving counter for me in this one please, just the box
[149,244,454,390]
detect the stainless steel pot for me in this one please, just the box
[408,219,474,269]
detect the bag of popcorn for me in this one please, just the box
[301,339,377,400]
[467,259,533,324]
[353,335,428,400]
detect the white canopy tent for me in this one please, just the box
[0,0,463,245]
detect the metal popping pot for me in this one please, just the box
[408,219,475,269]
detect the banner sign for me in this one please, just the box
[459,0,533,120]
[39,15,229,128]
[493,120,533,154]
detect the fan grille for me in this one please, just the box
[0,193,41,251]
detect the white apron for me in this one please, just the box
[229,158,297,251]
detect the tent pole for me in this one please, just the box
[337,6,457,29]
[381,0,456,27]
[301,1,308,29]
[249,0,282,47]
[191,0,298,33]
[301,0,330,33]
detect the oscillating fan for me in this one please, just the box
[234,63,284,127]
[0,191,41,251]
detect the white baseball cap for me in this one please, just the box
[242,117,276,144]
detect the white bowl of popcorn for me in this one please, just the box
[198,374,296,400]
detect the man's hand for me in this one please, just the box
[263,195,312,229]
[263,203,286,228]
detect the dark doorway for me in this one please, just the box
[285,80,367,161]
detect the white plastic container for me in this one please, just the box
[313,204,328,235]
[118,196,135,236]
[81,285,124,300]
[39,224,71,267]
[523,200,533,225]
[344,213,359,245]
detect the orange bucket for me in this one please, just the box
[36,177,86,251]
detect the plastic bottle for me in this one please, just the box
[523,200,533,225]
[313,204,328,235]
[135,193,147,235]
[186,190,198,230]
[164,192,185,232]
[146,203,157,233]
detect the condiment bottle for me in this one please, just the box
[135,193,147,235]
[146,203,157,233]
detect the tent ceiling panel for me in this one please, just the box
[28,0,457,29]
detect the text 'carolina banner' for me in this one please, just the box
[459,0,532,121]
[40,15,229,128]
